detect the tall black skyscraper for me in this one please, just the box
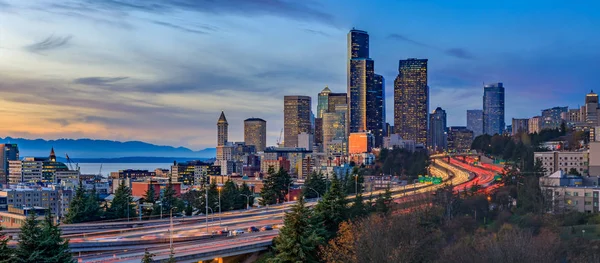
[347,29,374,135]
[367,74,385,147]
[483,83,505,135]
[467,110,483,138]
[394,59,429,146]
[429,107,447,152]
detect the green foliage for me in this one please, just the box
[141,248,155,263]
[15,212,42,262]
[161,177,178,213]
[38,211,73,263]
[84,185,102,222]
[64,181,87,224]
[314,176,348,240]
[142,185,157,217]
[0,226,13,263]
[302,171,326,199]
[106,180,137,220]
[568,168,581,176]
[260,167,292,205]
[378,147,428,178]
[349,194,370,218]
[167,248,176,263]
[270,196,324,263]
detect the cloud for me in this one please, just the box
[151,20,209,35]
[25,34,73,52]
[73,77,129,86]
[387,33,475,60]
[303,28,330,37]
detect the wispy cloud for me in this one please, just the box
[73,77,129,86]
[151,21,209,35]
[303,28,330,37]
[388,33,475,60]
[25,34,73,53]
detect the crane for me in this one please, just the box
[277,128,284,147]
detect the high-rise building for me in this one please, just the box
[367,74,385,147]
[297,132,314,151]
[394,58,429,146]
[348,132,374,154]
[512,118,529,135]
[328,93,348,112]
[347,29,375,137]
[429,107,447,152]
[586,91,599,127]
[483,83,505,135]
[314,118,323,147]
[541,106,568,130]
[317,86,331,119]
[284,96,312,148]
[0,144,19,184]
[244,118,267,152]
[322,104,347,154]
[467,110,483,138]
[217,111,228,146]
[529,116,542,134]
[447,127,474,152]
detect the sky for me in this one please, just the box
[1,0,599,150]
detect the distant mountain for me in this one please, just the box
[0,137,216,159]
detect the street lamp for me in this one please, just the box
[217,184,222,227]
[354,174,358,197]
[306,187,320,201]
[239,194,251,210]
[156,201,163,220]
[169,206,178,253]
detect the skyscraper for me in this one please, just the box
[322,104,347,154]
[541,106,568,130]
[585,91,599,127]
[483,83,505,135]
[511,118,529,135]
[327,93,347,112]
[429,107,447,152]
[467,110,483,138]
[244,118,267,152]
[367,74,385,147]
[394,58,429,146]
[0,144,19,184]
[317,86,331,119]
[284,96,312,148]
[217,111,228,146]
[347,29,375,136]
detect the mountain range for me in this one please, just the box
[0,137,216,159]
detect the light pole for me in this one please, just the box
[156,201,163,219]
[240,194,250,210]
[205,182,209,233]
[354,174,358,197]
[217,185,222,226]
[307,187,320,201]
[169,206,178,253]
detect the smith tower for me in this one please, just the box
[394,58,429,146]
[217,111,228,146]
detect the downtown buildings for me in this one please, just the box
[283,96,312,148]
[429,107,447,152]
[394,58,429,147]
[467,110,483,138]
[483,83,505,136]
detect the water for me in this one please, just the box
[76,163,172,176]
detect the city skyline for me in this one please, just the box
[1,0,600,149]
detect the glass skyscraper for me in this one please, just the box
[284,96,312,148]
[317,86,331,119]
[429,107,447,152]
[394,58,429,146]
[467,109,483,138]
[483,83,505,135]
[367,74,385,147]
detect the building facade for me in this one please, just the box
[0,144,19,184]
[466,110,483,138]
[429,107,447,152]
[322,104,347,153]
[284,96,312,148]
[529,116,542,134]
[244,118,267,152]
[347,29,374,136]
[511,118,529,135]
[367,74,385,147]
[534,151,589,176]
[217,111,228,146]
[394,58,429,146]
[483,83,505,135]
[447,127,474,152]
[317,86,331,119]
[348,132,374,154]
[541,106,568,130]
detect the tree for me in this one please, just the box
[374,194,389,215]
[314,176,348,240]
[141,248,155,263]
[38,210,73,263]
[349,193,369,219]
[84,184,102,222]
[142,185,157,217]
[221,180,239,211]
[238,182,255,209]
[64,180,87,224]
[303,171,326,199]
[14,212,42,262]
[568,168,581,176]
[106,180,137,220]
[260,167,291,205]
[0,227,13,263]
[270,196,323,263]
[167,248,176,263]
[320,221,357,263]
[162,177,177,213]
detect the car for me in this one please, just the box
[232,229,245,236]
[260,225,273,231]
[273,224,285,229]
[247,226,259,232]
[215,229,228,235]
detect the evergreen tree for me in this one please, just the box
[314,176,348,240]
[184,202,193,216]
[238,182,254,209]
[141,248,155,263]
[64,180,87,224]
[260,167,291,205]
[302,171,326,199]
[84,184,102,222]
[270,196,323,263]
[162,177,177,213]
[221,180,239,211]
[374,194,389,215]
[106,180,136,220]
[38,210,73,263]
[0,226,13,263]
[349,193,368,219]
[142,185,156,217]
[15,212,42,262]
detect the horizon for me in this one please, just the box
[1,0,599,149]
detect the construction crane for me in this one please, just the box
[277,128,284,147]
[98,164,103,177]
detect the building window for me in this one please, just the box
[566,192,572,196]
[595,202,598,207]
[574,192,579,197]
[585,193,592,197]
[575,201,579,205]
[585,201,592,206]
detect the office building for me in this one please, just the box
[348,132,374,154]
[131,179,182,198]
[385,123,394,137]
[284,96,312,148]
[244,118,267,152]
[539,170,600,213]
[217,111,228,146]
[367,74,385,147]
[328,93,348,112]
[529,116,542,134]
[0,144,19,184]
[586,91,599,127]
[447,127,474,152]
[541,106,568,130]
[347,29,375,136]
[429,107,447,152]
[348,28,369,59]
[261,157,291,174]
[383,134,416,152]
[394,58,429,146]
[298,132,314,151]
[483,83,505,135]
[512,118,529,135]
[1,185,72,226]
[317,86,331,118]
[467,110,483,138]
[534,151,588,176]
[322,104,347,154]
[314,118,323,147]
[8,158,44,183]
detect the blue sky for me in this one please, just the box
[0,0,599,149]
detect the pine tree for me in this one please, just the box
[239,182,254,209]
[0,226,13,263]
[84,184,102,222]
[221,180,239,211]
[64,180,87,223]
[349,193,368,219]
[374,193,389,215]
[142,185,157,217]
[14,211,42,262]
[167,248,176,263]
[162,177,177,213]
[270,196,323,263]
[260,166,280,206]
[303,171,326,199]
[313,176,348,240]
[107,180,136,220]
[38,210,74,263]
[141,248,155,263]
